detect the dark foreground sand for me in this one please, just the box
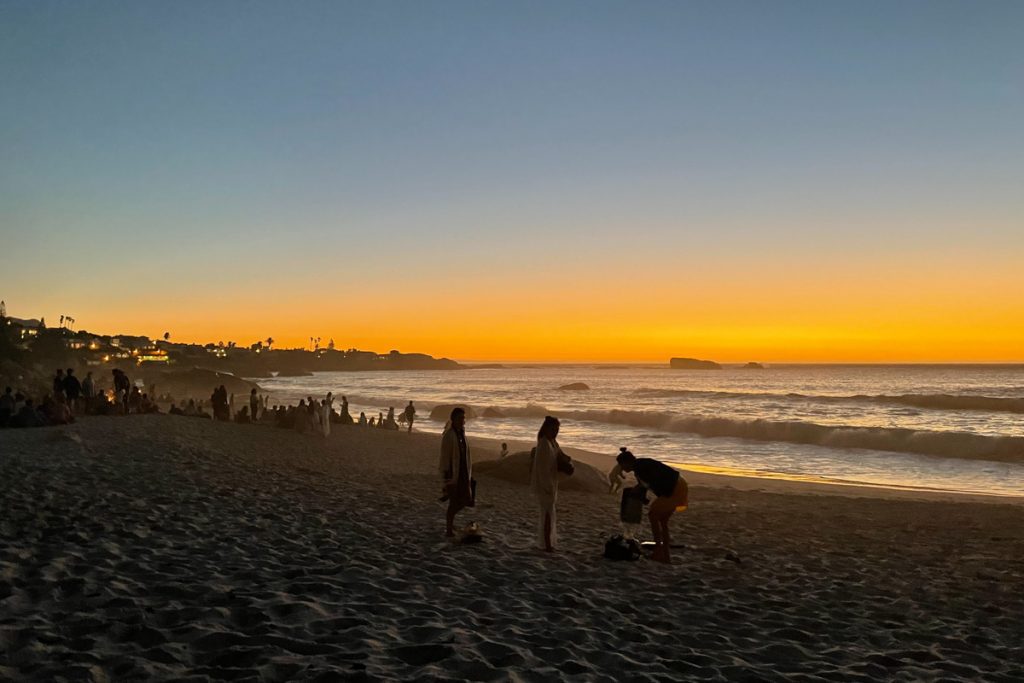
[1,416,1022,681]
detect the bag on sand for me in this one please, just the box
[603,535,642,561]
[461,522,484,544]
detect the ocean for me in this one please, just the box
[255,365,1024,497]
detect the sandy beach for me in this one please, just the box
[2,416,1023,681]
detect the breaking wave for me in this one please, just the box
[632,388,1024,414]
[470,406,1024,463]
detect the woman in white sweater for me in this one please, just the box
[531,416,563,551]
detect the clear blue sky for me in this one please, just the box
[2,1,1022,360]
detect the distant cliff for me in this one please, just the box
[218,349,462,376]
[669,357,722,370]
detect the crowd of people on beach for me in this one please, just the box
[4,372,683,560]
[0,368,161,428]
[186,386,421,442]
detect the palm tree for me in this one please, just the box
[163,332,170,342]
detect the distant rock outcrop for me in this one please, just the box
[429,404,478,422]
[670,357,722,370]
[558,382,590,391]
[741,362,765,370]
[140,367,262,399]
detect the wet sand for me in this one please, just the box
[1,416,1022,680]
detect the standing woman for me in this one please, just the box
[531,416,563,551]
[439,407,473,537]
[322,392,334,437]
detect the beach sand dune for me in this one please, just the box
[2,416,1022,680]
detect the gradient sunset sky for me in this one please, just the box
[2,1,1022,362]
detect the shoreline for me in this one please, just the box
[453,431,1024,507]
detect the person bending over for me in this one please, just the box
[615,449,688,563]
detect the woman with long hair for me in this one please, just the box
[439,407,473,537]
[531,415,564,551]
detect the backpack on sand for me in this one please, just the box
[603,535,642,561]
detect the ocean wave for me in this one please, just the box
[632,388,1024,414]
[467,405,1024,463]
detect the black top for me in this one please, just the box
[63,376,82,399]
[633,458,680,498]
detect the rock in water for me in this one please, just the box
[669,357,722,370]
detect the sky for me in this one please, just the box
[1,1,1022,362]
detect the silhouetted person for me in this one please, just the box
[53,369,65,397]
[12,399,44,428]
[129,386,143,414]
[295,399,309,433]
[615,449,689,564]
[322,393,333,436]
[358,411,367,426]
[113,370,131,415]
[439,407,473,537]
[63,368,82,414]
[531,416,567,551]
[82,372,95,401]
[249,388,259,423]
[500,443,509,458]
[404,401,416,432]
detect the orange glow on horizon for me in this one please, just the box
[28,248,1024,364]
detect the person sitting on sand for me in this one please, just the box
[140,393,159,414]
[358,411,367,426]
[384,407,399,430]
[89,389,112,416]
[404,401,416,433]
[500,443,509,458]
[531,416,566,551]
[12,398,45,428]
[439,407,474,537]
[615,449,689,564]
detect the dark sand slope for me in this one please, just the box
[2,417,1022,681]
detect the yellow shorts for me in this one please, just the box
[651,478,689,515]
